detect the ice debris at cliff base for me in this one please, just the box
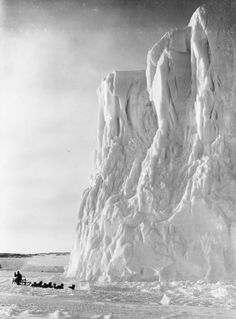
[1,271,236,318]
[67,2,236,282]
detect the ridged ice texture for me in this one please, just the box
[67,3,236,282]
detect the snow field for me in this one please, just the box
[1,271,236,318]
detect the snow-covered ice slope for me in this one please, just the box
[67,3,236,282]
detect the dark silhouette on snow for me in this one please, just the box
[12,271,22,285]
[42,282,53,288]
[12,274,68,290]
[69,284,75,290]
[31,282,37,287]
[12,271,31,286]
[53,283,64,289]
[35,281,43,287]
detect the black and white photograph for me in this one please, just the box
[1,0,236,318]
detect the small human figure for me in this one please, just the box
[14,271,22,285]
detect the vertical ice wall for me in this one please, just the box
[67,70,157,279]
[67,3,236,282]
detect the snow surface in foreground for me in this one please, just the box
[0,271,236,318]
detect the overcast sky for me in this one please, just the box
[0,0,206,253]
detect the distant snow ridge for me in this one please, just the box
[67,3,236,282]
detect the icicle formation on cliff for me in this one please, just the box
[67,3,236,282]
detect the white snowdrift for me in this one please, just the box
[67,3,236,282]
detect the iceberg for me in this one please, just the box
[67,3,236,282]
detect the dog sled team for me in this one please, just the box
[12,271,75,290]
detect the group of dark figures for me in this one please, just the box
[31,281,66,289]
[12,271,75,290]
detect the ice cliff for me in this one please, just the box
[67,3,236,282]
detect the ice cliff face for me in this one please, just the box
[67,3,236,282]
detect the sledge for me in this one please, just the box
[12,276,31,286]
